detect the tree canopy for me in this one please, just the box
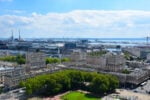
[0,55,70,65]
[20,70,119,96]
[0,55,25,64]
[46,57,70,64]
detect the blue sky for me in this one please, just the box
[0,0,150,38]
[1,0,150,14]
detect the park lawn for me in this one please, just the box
[61,91,101,100]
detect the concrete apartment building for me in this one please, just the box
[26,52,46,71]
[69,50,86,62]
[4,67,26,89]
[0,61,17,85]
[0,71,6,85]
[106,54,126,72]
[146,53,150,62]
[86,55,106,69]
[123,46,150,59]
[69,50,126,72]
[86,52,126,72]
[123,47,141,57]
[0,69,14,85]
[105,69,149,86]
[0,52,46,89]
[126,69,149,85]
[0,51,9,57]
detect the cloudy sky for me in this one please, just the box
[0,0,150,38]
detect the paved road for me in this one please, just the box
[133,79,150,94]
[0,88,25,100]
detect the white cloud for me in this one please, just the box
[5,9,26,14]
[0,10,150,38]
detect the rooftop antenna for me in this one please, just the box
[146,35,149,45]
[18,29,21,41]
[11,29,14,41]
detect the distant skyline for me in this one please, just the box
[0,0,150,38]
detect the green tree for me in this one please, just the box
[20,70,119,96]
[68,71,84,89]
[61,58,70,62]
[26,84,32,95]
[44,78,62,95]
[122,69,130,74]
[54,73,71,91]
[19,81,25,87]
[46,57,60,64]
[0,55,25,65]
[107,75,119,91]
[16,55,25,64]
[90,75,109,94]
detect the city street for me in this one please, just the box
[0,88,25,100]
[133,79,150,94]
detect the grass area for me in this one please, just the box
[27,97,42,100]
[61,91,101,100]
